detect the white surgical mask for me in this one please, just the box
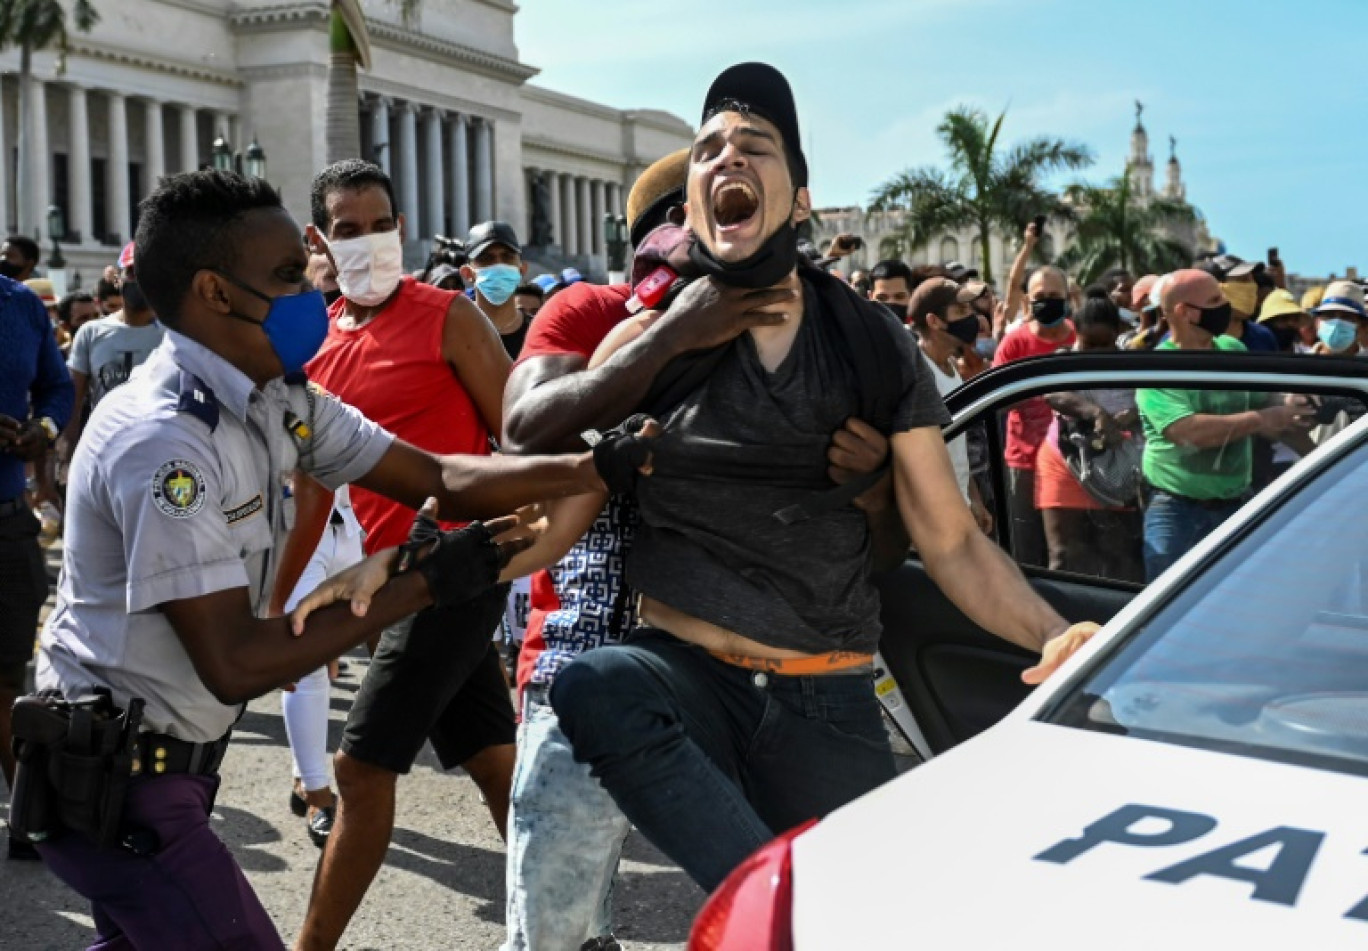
[1118,307,1140,327]
[327,231,404,307]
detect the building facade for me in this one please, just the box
[812,112,1215,285]
[0,0,693,287]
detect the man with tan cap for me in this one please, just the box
[1257,287,1313,353]
[1136,269,1310,579]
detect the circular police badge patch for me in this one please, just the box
[151,460,207,519]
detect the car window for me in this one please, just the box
[989,383,1366,586]
[1048,432,1368,776]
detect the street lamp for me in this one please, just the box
[211,131,234,172]
[603,213,628,284]
[211,130,268,181]
[244,136,267,180]
[45,204,68,298]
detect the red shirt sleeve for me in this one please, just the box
[516,283,630,365]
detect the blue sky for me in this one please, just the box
[516,0,1365,278]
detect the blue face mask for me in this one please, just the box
[1317,317,1358,353]
[216,271,330,376]
[474,264,522,307]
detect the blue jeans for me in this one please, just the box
[1143,490,1244,581]
[504,690,631,951]
[550,629,896,892]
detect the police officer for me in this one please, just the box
[32,170,605,950]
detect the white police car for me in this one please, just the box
[690,353,1368,950]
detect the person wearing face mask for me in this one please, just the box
[1135,270,1312,580]
[58,243,164,467]
[543,61,1100,896]
[28,170,611,949]
[907,277,993,533]
[461,221,531,359]
[1194,255,1279,353]
[1256,288,1313,353]
[992,265,1077,568]
[866,258,915,323]
[288,161,527,950]
[1310,280,1368,356]
[1101,267,1138,327]
[0,235,40,283]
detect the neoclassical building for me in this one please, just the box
[812,111,1215,283]
[0,0,693,287]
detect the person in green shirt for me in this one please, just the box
[1137,269,1311,580]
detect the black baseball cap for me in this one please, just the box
[466,221,521,260]
[944,261,979,283]
[700,62,808,187]
[1194,253,1261,281]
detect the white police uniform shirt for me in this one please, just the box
[37,330,394,743]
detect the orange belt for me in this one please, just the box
[707,649,875,676]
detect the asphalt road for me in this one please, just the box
[0,543,702,950]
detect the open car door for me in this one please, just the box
[877,351,1368,755]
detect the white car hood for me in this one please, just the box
[792,720,1368,950]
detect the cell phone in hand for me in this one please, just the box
[1268,247,1280,265]
[1032,215,1047,235]
[841,235,864,251]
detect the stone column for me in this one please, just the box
[369,97,390,175]
[179,104,199,172]
[547,171,562,251]
[591,178,606,254]
[473,117,493,222]
[422,108,445,238]
[144,99,165,189]
[396,102,419,233]
[24,77,50,238]
[576,177,592,260]
[559,172,577,256]
[68,85,92,245]
[448,112,469,236]
[107,93,130,245]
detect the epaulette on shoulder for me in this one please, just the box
[176,369,219,432]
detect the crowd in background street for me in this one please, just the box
[0,51,1362,951]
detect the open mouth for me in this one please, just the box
[712,180,760,230]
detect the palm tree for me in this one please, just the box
[326,0,422,164]
[1056,169,1195,285]
[869,106,1093,285]
[0,0,99,236]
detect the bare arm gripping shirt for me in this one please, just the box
[628,284,949,654]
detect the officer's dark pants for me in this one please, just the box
[36,773,284,950]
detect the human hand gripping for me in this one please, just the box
[1021,621,1102,685]
[827,417,891,512]
[288,499,531,633]
[654,276,795,354]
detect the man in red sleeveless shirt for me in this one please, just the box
[285,160,516,950]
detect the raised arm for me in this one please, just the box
[502,278,792,454]
[999,223,1038,339]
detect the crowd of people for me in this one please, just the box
[0,56,1357,951]
[857,223,1359,584]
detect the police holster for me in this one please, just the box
[10,689,144,848]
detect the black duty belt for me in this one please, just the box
[130,731,231,778]
[0,498,26,518]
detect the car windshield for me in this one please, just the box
[1048,433,1368,777]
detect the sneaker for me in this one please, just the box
[7,830,40,861]
[306,805,335,849]
[580,938,622,951]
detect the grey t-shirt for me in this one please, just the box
[68,315,165,405]
[629,284,949,655]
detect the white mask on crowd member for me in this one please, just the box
[327,231,404,307]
